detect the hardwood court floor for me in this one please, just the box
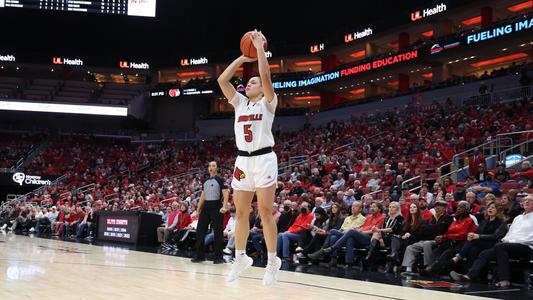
[0,234,499,300]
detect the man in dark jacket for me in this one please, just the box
[277,200,298,233]
[453,182,466,203]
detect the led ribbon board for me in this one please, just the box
[0,0,157,17]
[0,101,128,116]
[466,17,533,44]
[273,50,419,89]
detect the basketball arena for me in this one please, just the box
[1,1,533,299]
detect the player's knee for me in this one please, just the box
[235,209,250,220]
[257,206,272,219]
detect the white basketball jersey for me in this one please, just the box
[230,92,277,153]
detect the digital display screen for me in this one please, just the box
[150,87,215,98]
[0,100,128,116]
[97,214,139,243]
[0,0,157,17]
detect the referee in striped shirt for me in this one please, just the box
[191,161,229,264]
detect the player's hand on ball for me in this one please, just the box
[250,29,266,50]
[240,55,257,63]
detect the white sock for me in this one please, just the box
[267,252,277,264]
[235,250,246,262]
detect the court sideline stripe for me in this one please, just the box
[0,258,403,300]
[464,289,522,294]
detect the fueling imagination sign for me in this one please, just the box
[272,50,419,90]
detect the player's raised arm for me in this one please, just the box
[251,30,275,104]
[217,55,257,102]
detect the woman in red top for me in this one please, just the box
[442,176,456,194]
[52,207,66,235]
[424,201,477,276]
[176,202,191,230]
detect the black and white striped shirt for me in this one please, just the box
[203,176,227,201]
[382,214,404,236]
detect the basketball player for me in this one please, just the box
[217,30,281,285]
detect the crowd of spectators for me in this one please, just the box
[0,91,532,286]
[0,133,42,169]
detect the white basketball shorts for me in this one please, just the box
[231,151,278,192]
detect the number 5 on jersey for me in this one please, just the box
[243,124,253,142]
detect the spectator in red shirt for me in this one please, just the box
[442,176,456,194]
[381,169,394,187]
[419,199,434,221]
[450,200,508,270]
[43,163,56,175]
[400,194,411,218]
[60,206,80,237]
[466,192,481,214]
[468,148,485,177]
[157,201,179,244]
[277,202,313,261]
[51,206,66,235]
[513,161,533,182]
[423,201,477,276]
[438,142,455,161]
[176,202,191,230]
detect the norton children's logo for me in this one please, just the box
[12,172,52,186]
[12,172,25,185]
[238,114,263,122]
[234,167,246,181]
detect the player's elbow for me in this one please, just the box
[217,76,227,84]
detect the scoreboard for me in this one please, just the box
[0,0,156,17]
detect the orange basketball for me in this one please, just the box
[240,31,268,58]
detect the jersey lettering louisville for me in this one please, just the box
[229,92,277,153]
[237,114,263,122]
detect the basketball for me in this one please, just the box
[240,31,268,58]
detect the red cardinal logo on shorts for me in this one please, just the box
[234,167,246,181]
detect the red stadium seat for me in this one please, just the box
[501,182,519,191]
